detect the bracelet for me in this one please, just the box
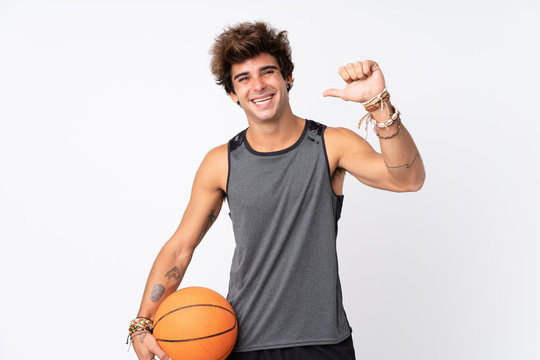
[126,317,154,348]
[358,108,400,131]
[128,317,153,336]
[358,87,402,140]
[362,87,389,112]
[361,87,388,107]
[376,116,402,139]
[358,93,391,131]
[375,110,400,129]
[364,93,390,113]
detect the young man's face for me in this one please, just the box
[229,53,292,124]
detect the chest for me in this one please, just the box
[227,142,327,213]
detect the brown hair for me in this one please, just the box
[210,21,294,95]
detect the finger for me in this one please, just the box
[345,63,358,81]
[365,59,380,73]
[338,66,352,84]
[362,60,377,76]
[353,62,368,80]
[151,345,171,360]
[323,88,346,99]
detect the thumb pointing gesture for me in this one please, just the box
[322,88,346,99]
[323,60,385,103]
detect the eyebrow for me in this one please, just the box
[233,65,279,81]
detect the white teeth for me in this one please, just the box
[253,95,273,104]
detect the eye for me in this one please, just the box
[263,70,274,76]
[238,76,248,82]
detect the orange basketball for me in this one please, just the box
[153,287,238,360]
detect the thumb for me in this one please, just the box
[152,346,171,360]
[322,88,345,99]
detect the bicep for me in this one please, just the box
[341,147,398,191]
[167,147,227,254]
[327,127,401,192]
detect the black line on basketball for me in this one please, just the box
[155,321,237,343]
[153,303,237,343]
[154,303,236,329]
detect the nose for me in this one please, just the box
[252,76,265,92]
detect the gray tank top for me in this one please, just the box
[226,119,351,352]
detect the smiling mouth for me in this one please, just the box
[251,95,274,104]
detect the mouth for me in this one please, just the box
[251,94,274,105]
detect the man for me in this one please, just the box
[129,21,425,360]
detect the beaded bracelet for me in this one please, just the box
[376,116,402,139]
[375,110,400,129]
[127,317,154,347]
[129,317,153,335]
[358,87,403,139]
[358,89,391,130]
[358,108,400,130]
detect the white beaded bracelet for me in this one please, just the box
[376,110,400,129]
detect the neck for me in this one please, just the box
[245,110,305,153]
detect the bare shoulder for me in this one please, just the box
[324,126,360,142]
[324,126,373,155]
[204,143,228,162]
[323,125,381,176]
[196,143,228,192]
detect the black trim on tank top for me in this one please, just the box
[321,126,344,199]
[336,195,344,221]
[227,132,245,196]
[229,133,244,152]
[321,125,345,232]
[307,119,324,136]
[242,119,309,157]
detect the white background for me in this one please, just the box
[1,0,539,359]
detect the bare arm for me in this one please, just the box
[132,144,228,360]
[370,101,424,191]
[323,60,425,192]
[325,123,424,192]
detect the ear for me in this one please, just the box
[285,74,293,90]
[229,91,239,104]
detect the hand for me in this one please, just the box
[132,332,171,360]
[323,60,386,103]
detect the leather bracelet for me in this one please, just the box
[364,92,390,112]
[361,87,388,108]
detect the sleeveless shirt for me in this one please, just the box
[226,119,351,352]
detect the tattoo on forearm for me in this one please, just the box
[150,284,165,302]
[165,266,181,281]
[198,209,217,242]
[385,152,419,169]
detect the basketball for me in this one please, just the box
[152,286,238,360]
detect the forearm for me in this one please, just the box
[371,102,425,191]
[136,240,193,319]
